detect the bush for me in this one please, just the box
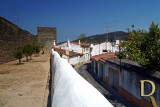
[33,45,40,56]
[121,22,160,71]
[14,46,23,64]
[58,52,62,57]
[22,44,34,61]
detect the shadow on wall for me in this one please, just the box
[47,58,52,107]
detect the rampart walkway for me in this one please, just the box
[0,54,50,107]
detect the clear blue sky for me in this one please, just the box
[1,0,160,42]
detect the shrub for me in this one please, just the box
[58,52,62,57]
[22,44,34,61]
[33,45,40,56]
[14,46,23,64]
[121,22,160,71]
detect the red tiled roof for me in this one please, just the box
[54,48,83,57]
[91,53,117,62]
[70,41,90,47]
[100,56,117,63]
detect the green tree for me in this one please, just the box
[14,46,23,64]
[58,52,62,57]
[77,33,88,43]
[33,45,40,56]
[23,44,33,61]
[121,22,160,71]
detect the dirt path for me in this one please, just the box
[0,54,50,107]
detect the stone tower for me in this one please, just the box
[37,27,57,50]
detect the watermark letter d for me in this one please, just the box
[140,80,155,96]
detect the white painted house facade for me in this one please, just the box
[53,39,90,66]
[90,39,120,56]
[53,37,120,66]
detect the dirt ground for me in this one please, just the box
[0,54,50,107]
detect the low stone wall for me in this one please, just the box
[50,49,113,107]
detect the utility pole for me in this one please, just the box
[119,38,122,72]
[112,20,118,53]
[106,23,109,52]
[113,20,118,38]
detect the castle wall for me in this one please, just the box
[0,17,37,64]
[37,27,57,50]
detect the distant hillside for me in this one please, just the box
[87,31,128,43]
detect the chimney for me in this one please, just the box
[53,40,56,46]
[79,40,81,45]
[68,38,70,46]
[105,36,108,42]
[67,38,71,51]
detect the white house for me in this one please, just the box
[90,40,120,56]
[53,37,120,66]
[54,48,83,66]
[54,39,91,65]
[90,53,117,82]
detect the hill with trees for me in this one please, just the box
[75,31,128,43]
[87,31,128,43]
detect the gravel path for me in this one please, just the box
[75,62,134,107]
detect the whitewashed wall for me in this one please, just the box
[62,55,68,62]
[91,44,100,56]
[56,42,90,63]
[83,47,90,54]
[56,40,121,65]
[106,60,160,106]
[116,40,120,45]
[107,43,112,52]
[99,42,107,54]
[91,41,120,56]
[55,43,68,49]
[57,40,120,59]
[50,49,113,107]
[80,55,85,63]
[69,55,79,65]
[56,42,82,53]
[70,43,82,53]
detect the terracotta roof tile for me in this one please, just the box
[70,41,90,47]
[54,48,83,57]
[100,56,117,63]
[91,53,117,62]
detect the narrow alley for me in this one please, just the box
[75,62,134,107]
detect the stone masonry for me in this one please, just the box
[37,27,57,51]
[0,16,37,64]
